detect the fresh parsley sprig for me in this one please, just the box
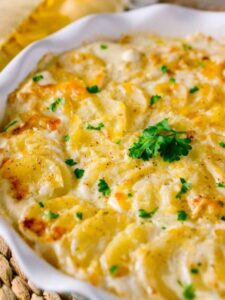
[129,119,192,162]
[176,178,192,199]
[98,178,111,196]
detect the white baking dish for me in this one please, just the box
[0,4,225,300]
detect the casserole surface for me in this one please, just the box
[1,31,225,300]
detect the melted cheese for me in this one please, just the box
[1,33,225,300]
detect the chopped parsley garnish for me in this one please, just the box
[116,139,121,144]
[138,208,158,219]
[129,119,192,162]
[177,210,188,221]
[182,284,196,300]
[45,211,59,220]
[219,142,225,148]
[217,182,225,188]
[176,178,192,199]
[74,168,85,179]
[128,192,133,198]
[161,65,169,73]
[109,265,118,274]
[221,216,225,221]
[183,44,192,51]
[150,95,161,106]
[64,134,70,142]
[65,159,77,166]
[76,212,83,220]
[86,122,104,131]
[32,74,44,82]
[3,120,18,132]
[38,201,45,208]
[190,268,199,274]
[86,85,100,94]
[218,200,224,207]
[48,98,64,112]
[189,86,199,94]
[98,179,111,196]
[100,44,108,49]
[169,77,176,83]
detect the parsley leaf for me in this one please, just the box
[38,201,45,208]
[129,119,192,162]
[138,208,158,219]
[109,265,118,275]
[86,85,100,93]
[65,159,77,166]
[32,74,44,82]
[45,211,59,220]
[176,178,192,199]
[219,142,225,148]
[64,134,70,142]
[100,44,108,49]
[217,182,225,188]
[150,95,161,106]
[190,268,199,274]
[161,65,169,73]
[48,98,64,112]
[182,284,196,300]
[86,122,104,131]
[221,216,225,221]
[3,120,18,132]
[177,210,188,221]
[74,168,85,179]
[169,77,176,83]
[76,212,83,220]
[189,86,199,94]
[98,179,111,196]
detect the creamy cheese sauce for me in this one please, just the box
[1,33,225,299]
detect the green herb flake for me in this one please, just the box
[74,168,85,179]
[38,202,45,208]
[177,210,188,221]
[150,95,161,106]
[3,120,18,132]
[183,44,192,51]
[221,216,225,221]
[86,122,104,131]
[98,178,111,196]
[138,208,158,219]
[116,139,121,144]
[128,192,133,198]
[48,98,64,112]
[219,142,225,148]
[189,86,199,94]
[217,182,225,188]
[218,200,224,207]
[45,211,59,220]
[109,265,118,275]
[65,159,77,166]
[190,268,199,274]
[129,119,192,163]
[76,212,83,220]
[64,134,70,142]
[182,284,196,300]
[176,178,192,199]
[169,77,176,83]
[86,85,100,94]
[100,44,108,49]
[161,65,169,73]
[32,74,44,82]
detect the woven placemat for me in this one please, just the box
[0,236,76,300]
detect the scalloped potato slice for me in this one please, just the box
[20,195,98,242]
[1,155,66,201]
[56,209,130,277]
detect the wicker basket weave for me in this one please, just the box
[0,237,75,300]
